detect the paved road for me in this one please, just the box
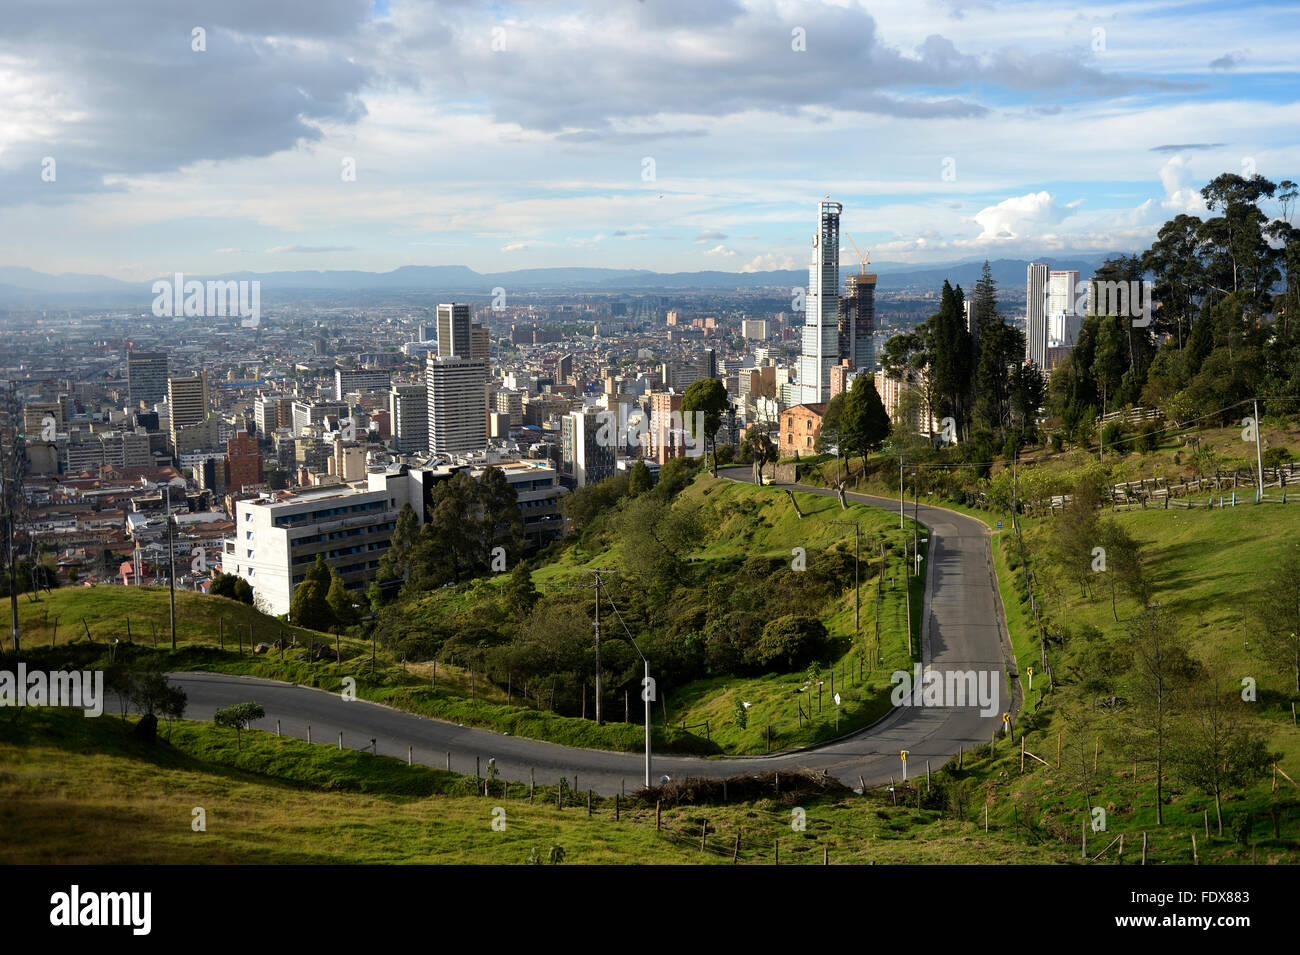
[172,470,1015,795]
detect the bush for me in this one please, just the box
[746,615,827,671]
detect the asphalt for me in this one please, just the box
[169,468,1015,795]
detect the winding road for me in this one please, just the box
[172,470,1016,794]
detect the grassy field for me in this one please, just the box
[3,707,1291,864]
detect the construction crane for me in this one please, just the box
[846,233,870,275]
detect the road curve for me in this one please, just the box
[171,470,1014,795]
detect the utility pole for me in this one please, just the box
[592,570,602,725]
[1254,399,1265,504]
[913,466,920,576]
[831,521,861,633]
[2,386,25,652]
[166,486,177,650]
[590,569,650,786]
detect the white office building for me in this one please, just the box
[798,199,842,404]
[221,469,425,616]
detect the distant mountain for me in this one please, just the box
[0,255,1127,306]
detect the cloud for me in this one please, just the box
[694,230,728,243]
[0,0,374,206]
[704,244,737,257]
[1209,52,1244,70]
[1150,143,1224,153]
[265,245,357,254]
[971,191,1066,241]
[740,253,796,272]
[1158,156,1208,214]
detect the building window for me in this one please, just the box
[806,437,812,447]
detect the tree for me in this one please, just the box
[501,560,539,622]
[840,374,891,469]
[747,614,827,671]
[213,701,265,751]
[377,503,419,583]
[1169,664,1274,836]
[815,393,847,476]
[681,377,728,477]
[1096,518,1147,621]
[1123,606,1199,825]
[628,460,653,497]
[290,557,334,631]
[1257,547,1300,694]
[326,570,356,631]
[741,425,777,484]
[231,578,254,605]
[127,668,187,743]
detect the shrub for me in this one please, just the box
[746,615,827,671]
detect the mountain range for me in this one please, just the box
[0,256,1122,307]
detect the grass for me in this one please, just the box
[0,707,1116,865]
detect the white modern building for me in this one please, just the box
[799,199,842,404]
[335,367,391,400]
[221,469,425,616]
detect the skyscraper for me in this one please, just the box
[127,351,168,407]
[799,199,842,403]
[1025,262,1050,368]
[168,370,214,454]
[1047,269,1081,348]
[426,356,487,455]
[389,383,428,453]
[561,410,615,487]
[436,303,472,359]
[840,271,876,371]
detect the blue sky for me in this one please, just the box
[0,0,1296,280]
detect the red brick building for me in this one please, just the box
[781,403,826,456]
[225,431,263,494]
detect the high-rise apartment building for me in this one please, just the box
[128,351,169,408]
[389,384,428,453]
[426,356,487,455]
[799,199,842,403]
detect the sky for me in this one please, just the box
[0,0,1296,281]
